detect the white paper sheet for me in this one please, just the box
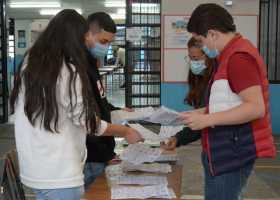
[105,164,125,178]
[147,106,183,125]
[121,162,172,173]
[159,125,184,138]
[128,123,184,142]
[111,106,185,126]
[112,175,168,186]
[111,107,154,124]
[111,185,175,199]
[128,123,161,141]
[120,143,163,165]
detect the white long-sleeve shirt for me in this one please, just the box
[14,62,107,189]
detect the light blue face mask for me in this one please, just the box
[202,45,219,58]
[190,60,207,75]
[90,42,109,58]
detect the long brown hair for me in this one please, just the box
[185,37,215,108]
[10,9,99,133]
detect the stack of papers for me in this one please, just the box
[121,162,172,173]
[105,164,125,178]
[155,153,179,162]
[111,185,176,199]
[112,175,168,186]
[120,143,163,165]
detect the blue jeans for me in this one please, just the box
[83,162,106,189]
[33,186,84,200]
[202,153,254,200]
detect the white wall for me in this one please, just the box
[162,0,259,15]
[161,0,260,82]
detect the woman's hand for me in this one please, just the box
[160,137,177,151]
[108,155,122,165]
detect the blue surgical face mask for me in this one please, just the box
[90,42,109,58]
[190,60,207,75]
[202,45,219,58]
[202,32,219,58]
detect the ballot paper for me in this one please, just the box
[111,107,154,124]
[128,123,184,142]
[155,153,179,162]
[120,143,163,165]
[128,123,160,141]
[159,125,184,138]
[111,106,185,126]
[111,185,176,199]
[105,164,125,178]
[121,162,172,173]
[112,175,168,186]
[146,106,183,125]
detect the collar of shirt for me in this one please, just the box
[218,33,242,63]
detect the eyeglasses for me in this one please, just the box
[184,56,188,62]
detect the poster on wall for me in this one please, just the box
[18,30,26,48]
[164,15,191,49]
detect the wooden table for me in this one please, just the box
[84,165,182,200]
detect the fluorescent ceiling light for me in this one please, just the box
[10,1,61,8]
[40,8,82,15]
[109,13,125,20]
[224,0,233,6]
[132,3,158,8]
[105,1,126,8]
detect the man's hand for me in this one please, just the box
[179,112,211,130]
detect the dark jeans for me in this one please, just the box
[202,152,254,200]
[83,162,105,190]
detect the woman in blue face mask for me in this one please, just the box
[161,37,216,150]
[187,37,216,106]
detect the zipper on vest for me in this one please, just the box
[206,134,215,176]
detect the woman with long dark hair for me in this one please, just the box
[161,37,215,149]
[10,9,142,200]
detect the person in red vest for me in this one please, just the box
[179,3,276,200]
